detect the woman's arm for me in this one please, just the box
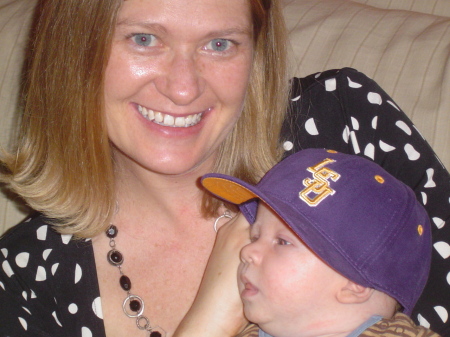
[174,214,251,337]
[0,215,107,336]
[282,68,450,335]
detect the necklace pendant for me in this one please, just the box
[148,326,165,337]
[136,316,166,337]
[107,249,124,266]
[106,225,118,238]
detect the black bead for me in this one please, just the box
[107,249,123,266]
[120,275,132,291]
[130,299,141,312]
[150,332,162,337]
[106,225,118,238]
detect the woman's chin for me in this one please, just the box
[114,148,216,179]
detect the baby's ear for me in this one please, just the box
[336,280,374,304]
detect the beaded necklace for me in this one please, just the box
[105,209,233,336]
[106,225,165,337]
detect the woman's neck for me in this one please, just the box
[112,162,215,236]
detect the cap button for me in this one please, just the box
[374,175,385,184]
[417,225,424,236]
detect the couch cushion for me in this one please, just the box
[352,0,450,17]
[284,0,450,168]
[0,0,36,231]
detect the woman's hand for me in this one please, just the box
[173,213,251,337]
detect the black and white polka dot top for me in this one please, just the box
[1,68,449,336]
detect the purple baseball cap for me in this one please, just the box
[201,148,432,315]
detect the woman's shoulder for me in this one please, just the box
[289,67,374,97]
[0,213,95,283]
[1,213,86,251]
[0,214,103,336]
[2,213,53,242]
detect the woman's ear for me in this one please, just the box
[336,280,374,304]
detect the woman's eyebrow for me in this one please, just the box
[116,20,168,34]
[116,19,251,38]
[203,27,253,39]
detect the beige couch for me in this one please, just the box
[1,0,449,234]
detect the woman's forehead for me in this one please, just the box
[117,0,252,26]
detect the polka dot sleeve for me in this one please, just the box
[281,68,450,335]
[0,215,106,336]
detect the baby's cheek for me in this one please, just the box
[237,263,246,291]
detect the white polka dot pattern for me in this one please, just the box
[425,169,436,188]
[434,306,449,323]
[0,216,105,335]
[75,264,82,284]
[2,261,14,277]
[325,78,336,91]
[36,225,47,240]
[379,140,396,152]
[305,118,319,136]
[1,68,449,336]
[18,317,27,331]
[282,68,450,334]
[434,242,450,259]
[92,297,103,319]
[396,121,412,135]
[15,252,29,268]
[368,92,382,105]
[68,303,78,314]
[418,314,431,329]
[283,141,294,151]
[82,326,93,337]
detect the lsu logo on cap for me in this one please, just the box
[299,158,340,206]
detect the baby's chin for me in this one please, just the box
[242,305,273,333]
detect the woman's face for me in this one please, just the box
[104,0,254,177]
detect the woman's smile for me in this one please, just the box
[136,104,211,128]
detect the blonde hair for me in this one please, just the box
[204,0,288,216]
[1,0,288,238]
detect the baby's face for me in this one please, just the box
[238,203,347,336]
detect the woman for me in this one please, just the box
[0,0,286,336]
[1,0,449,337]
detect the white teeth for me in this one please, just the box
[175,117,185,127]
[148,109,155,120]
[164,114,175,126]
[137,105,203,127]
[155,112,164,123]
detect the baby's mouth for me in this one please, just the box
[138,104,204,127]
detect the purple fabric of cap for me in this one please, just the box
[201,149,432,314]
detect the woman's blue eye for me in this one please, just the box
[132,34,155,47]
[208,39,230,52]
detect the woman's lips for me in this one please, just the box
[137,104,209,128]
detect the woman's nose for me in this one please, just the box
[154,52,204,106]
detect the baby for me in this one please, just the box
[202,149,440,337]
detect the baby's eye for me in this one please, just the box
[131,33,157,47]
[205,38,232,52]
[276,238,291,246]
